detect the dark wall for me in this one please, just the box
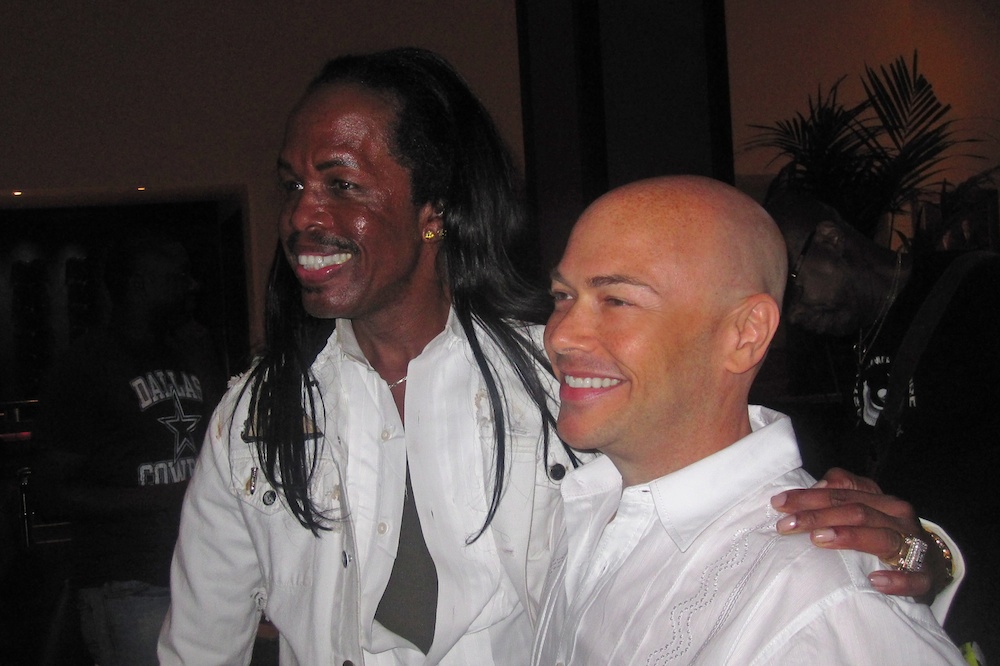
[0,199,248,406]
[518,0,734,269]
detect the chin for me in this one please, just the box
[301,297,346,320]
[556,419,608,454]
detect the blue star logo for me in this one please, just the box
[158,395,201,463]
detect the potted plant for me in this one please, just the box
[748,52,972,241]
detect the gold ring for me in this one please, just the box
[880,533,928,572]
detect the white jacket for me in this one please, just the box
[159,316,574,665]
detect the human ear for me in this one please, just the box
[419,201,447,242]
[723,294,781,375]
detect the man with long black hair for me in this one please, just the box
[160,48,949,665]
[161,47,573,666]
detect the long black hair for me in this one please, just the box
[242,47,577,536]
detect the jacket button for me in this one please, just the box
[342,550,352,568]
[343,661,355,666]
[549,463,566,480]
[262,490,277,505]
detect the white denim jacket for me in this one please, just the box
[159,314,573,665]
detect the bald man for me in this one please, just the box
[531,177,964,665]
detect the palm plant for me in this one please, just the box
[748,52,967,238]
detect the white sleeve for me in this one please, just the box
[158,398,262,665]
[920,519,966,624]
[766,591,966,665]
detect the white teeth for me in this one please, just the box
[298,253,352,269]
[565,375,621,389]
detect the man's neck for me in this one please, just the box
[351,292,452,380]
[614,399,753,488]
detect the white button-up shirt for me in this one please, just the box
[161,311,573,665]
[340,314,529,664]
[532,406,966,665]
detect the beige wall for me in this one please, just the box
[0,0,522,346]
[727,0,1000,199]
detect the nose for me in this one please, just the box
[283,187,329,235]
[545,299,594,358]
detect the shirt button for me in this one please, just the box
[549,463,566,480]
[262,490,277,505]
[342,550,352,568]
[380,429,391,441]
[377,522,389,535]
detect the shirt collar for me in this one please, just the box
[330,307,463,366]
[648,406,799,551]
[562,454,622,501]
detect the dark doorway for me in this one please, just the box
[0,191,249,664]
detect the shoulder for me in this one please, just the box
[748,570,960,664]
[716,524,956,661]
[202,362,262,450]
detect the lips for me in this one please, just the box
[284,228,359,282]
[559,372,624,402]
[298,253,352,269]
[564,375,621,389]
[291,252,352,284]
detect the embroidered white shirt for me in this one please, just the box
[532,406,965,666]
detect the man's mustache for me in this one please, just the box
[285,229,360,256]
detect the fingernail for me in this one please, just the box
[812,528,836,543]
[812,479,829,489]
[771,492,787,509]
[776,515,797,533]
[869,572,892,590]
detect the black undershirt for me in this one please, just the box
[374,464,438,654]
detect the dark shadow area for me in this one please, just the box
[0,195,250,664]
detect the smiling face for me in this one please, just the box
[277,83,441,321]
[545,177,786,484]
[544,184,731,475]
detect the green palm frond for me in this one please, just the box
[748,51,972,238]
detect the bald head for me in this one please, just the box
[573,176,787,310]
[545,176,788,481]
